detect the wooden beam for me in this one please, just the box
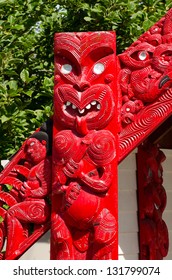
[148,116,172,149]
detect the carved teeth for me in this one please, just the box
[78,109,85,114]
[64,100,101,115]
[97,104,101,110]
[91,101,96,105]
[86,104,91,109]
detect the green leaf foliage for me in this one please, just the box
[0,0,172,159]
[0,216,4,223]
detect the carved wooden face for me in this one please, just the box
[119,42,172,102]
[24,138,47,164]
[118,11,172,104]
[54,32,116,134]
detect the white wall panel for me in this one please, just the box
[161,150,172,260]
[118,149,139,260]
[20,231,50,260]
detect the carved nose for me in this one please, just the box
[73,81,90,92]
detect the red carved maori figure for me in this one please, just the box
[1,9,172,260]
[51,32,119,260]
[118,8,172,162]
[118,8,172,126]
[0,129,52,259]
[117,10,172,259]
[137,142,169,260]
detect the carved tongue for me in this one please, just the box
[75,116,88,135]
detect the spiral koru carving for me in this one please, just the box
[87,130,116,165]
[8,200,50,224]
[119,87,172,161]
[54,131,78,163]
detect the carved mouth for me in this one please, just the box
[63,100,101,117]
[158,75,171,89]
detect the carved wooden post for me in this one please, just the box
[137,142,169,259]
[51,32,119,260]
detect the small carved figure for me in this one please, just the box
[0,131,51,259]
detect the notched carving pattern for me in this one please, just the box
[137,143,169,260]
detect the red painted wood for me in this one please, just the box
[0,127,52,260]
[51,32,119,260]
[1,8,172,260]
[137,142,169,259]
[118,9,172,162]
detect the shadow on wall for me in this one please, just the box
[20,231,50,260]
[118,150,139,260]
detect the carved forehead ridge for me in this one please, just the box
[54,32,116,62]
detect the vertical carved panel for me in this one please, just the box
[51,32,119,260]
[137,142,169,259]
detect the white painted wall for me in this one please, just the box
[1,160,9,167]
[19,231,50,260]
[161,149,172,260]
[118,150,139,260]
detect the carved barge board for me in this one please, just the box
[51,32,119,260]
[118,8,172,162]
[119,89,172,162]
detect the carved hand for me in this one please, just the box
[20,182,32,198]
[63,158,83,178]
[60,182,81,209]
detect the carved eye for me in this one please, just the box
[137,51,149,61]
[61,64,72,74]
[130,50,151,62]
[138,51,149,60]
[30,142,35,147]
[93,63,105,74]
